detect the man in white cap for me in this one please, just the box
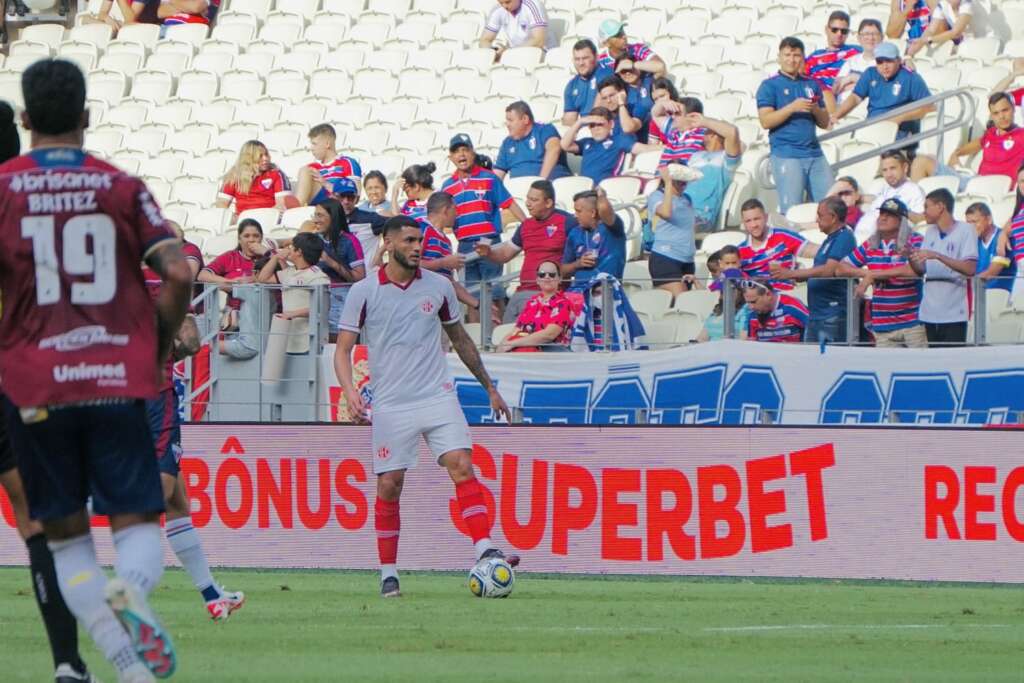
[596,19,666,77]
[479,0,556,62]
[831,41,933,153]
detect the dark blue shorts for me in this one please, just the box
[0,410,14,474]
[1,398,165,522]
[146,388,182,478]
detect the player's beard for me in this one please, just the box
[391,249,419,271]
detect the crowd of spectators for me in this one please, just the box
[29,0,1021,352]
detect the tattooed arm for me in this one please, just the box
[444,322,512,422]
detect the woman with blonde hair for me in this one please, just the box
[216,140,295,217]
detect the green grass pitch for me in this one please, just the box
[0,568,1021,682]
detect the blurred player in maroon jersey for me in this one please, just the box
[0,60,193,683]
[0,97,99,683]
[141,223,246,622]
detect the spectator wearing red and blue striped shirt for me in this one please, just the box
[738,199,819,291]
[649,97,708,167]
[420,192,489,316]
[838,197,928,347]
[596,19,666,78]
[744,282,809,343]
[391,162,437,226]
[296,123,362,207]
[887,0,932,41]
[804,11,863,114]
[442,134,526,321]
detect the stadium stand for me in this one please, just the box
[1,0,1023,355]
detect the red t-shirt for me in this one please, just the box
[510,209,576,291]
[978,125,1024,188]
[516,291,574,345]
[203,248,255,309]
[219,167,291,214]
[0,148,175,407]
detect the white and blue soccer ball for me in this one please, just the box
[468,556,515,598]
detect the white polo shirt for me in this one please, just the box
[484,0,557,50]
[854,179,926,243]
[339,267,461,412]
[918,220,978,324]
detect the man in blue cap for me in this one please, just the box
[831,42,934,155]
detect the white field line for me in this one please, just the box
[702,624,1015,633]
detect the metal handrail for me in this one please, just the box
[758,86,978,189]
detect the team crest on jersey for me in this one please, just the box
[804,86,814,99]
[602,139,614,149]
[261,178,273,189]
[475,190,487,200]
[528,137,536,150]
[783,88,790,95]
[420,298,436,314]
[377,446,390,459]
[545,224,558,237]
[1005,139,1016,150]
[592,233,602,244]
[892,83,902,96]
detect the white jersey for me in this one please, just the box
[484,0,557,50]
[918,220,978,324]
[339,267,461,413]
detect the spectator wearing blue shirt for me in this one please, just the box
[647,163,702,299]
[968,201,1016,292]
[615,58,655,141]
[683,114,744,231]
[562,39,615,127]
[494,101,571,180]
[770,197,857,343]
[560,107,644,185]
[757,36,834,214]
[595,75,644,136]
[832,42,934,153]
[561,188,626,290]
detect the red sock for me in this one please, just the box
[374,497,400,566]
[455,478,491,544]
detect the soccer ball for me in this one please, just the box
[468,556,515,598]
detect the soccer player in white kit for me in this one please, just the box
[334,216,517,597]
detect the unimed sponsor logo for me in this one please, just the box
[53,362,127,384]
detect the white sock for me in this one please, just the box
[474,539,495,561]
[165,516,220,600]
[112,523,164,598]
[380,564,398,582]
[48,535,139,674]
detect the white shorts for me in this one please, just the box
[370,397,472,475]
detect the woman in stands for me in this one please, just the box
[217,140,294,219]
[387,162,436,224]
[358,170,392,215]
[496,261,574,352]
[646,77,680,145]
[309,198,366,339]
[829,176,864,228]
[198,218,273,330]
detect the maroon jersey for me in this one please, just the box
[0,148,176,408]
[143,240,203,391]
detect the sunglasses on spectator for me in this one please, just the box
[739,280,771,293]
[536,271,559,278]
[838,189,855,197]
[829,26,850,34]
